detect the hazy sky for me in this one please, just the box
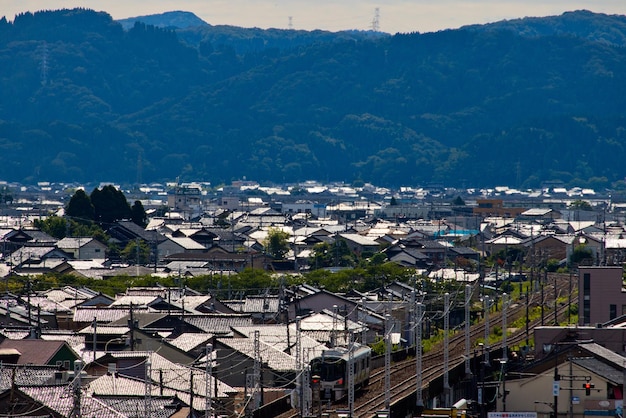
[3,1,626,33]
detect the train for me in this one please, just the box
[309,344,372,400]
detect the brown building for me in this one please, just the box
[472,199,526,217]
[578,266,626,326]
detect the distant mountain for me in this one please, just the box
[463,9,626,46]
[116,10,209,30]
[117,11,388,55]
[1,8,626,190]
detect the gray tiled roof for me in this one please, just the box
[96,396,175,418]
[231,325,326,354]
[222,296,280,314]
[572,357,624,385]
[26,296,73,313]
[169,333,213,352]
[88,373,176,398]
[0,365,57,390]
[105,351,235,398]
[20,385,127,418]
[217,338,311,372]
[579,342,626,369]
[183,314,253,334]
[73,307,151,323]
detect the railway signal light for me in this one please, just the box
[583,382,594,395]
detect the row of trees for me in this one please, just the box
[34,185,148,264]
[66,185,147,227]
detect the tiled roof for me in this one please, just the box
[56,237,97,249]
[0,365,57,390]
[222,296,279,314]
[73,307,151,323]
[183,314,253,334]
[42,286,98,303]
[111,295,162,307]
[231,325,326,354]
[25,296,73,313]
[88,373,176,398]
[165,235,207,250]
[169,333,213,352]
[96,396,175,418]
[104,351,235,398]
[572,357,624,385]
[78,325,130,336]
[178,295,212,310]
[217,338,300,372]
[20,385,127,418]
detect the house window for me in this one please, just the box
[583,273,590,293]
[583,273,591,325]
[63,360,70,369]
[610,304,617,320]
[95,249,100,253]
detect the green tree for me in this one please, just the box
[90,185,131,226]
[131,200,148,227]
[309,239,355,269]
[263,228,291,259]
[0,185,13,204]
[34,216,68,239]
[569,244,594,266]
[570,200,593,211]
[66,189,95,223]
[452,195,465,205]
[121,240,151,265]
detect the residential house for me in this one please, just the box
[0,384,127,418]
[0,339,79,370]
[502,342,625,417]
[106,220,166,249]
[56,237,107,260]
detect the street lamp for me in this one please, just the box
[105,337,126,352]
[478,343,486,418]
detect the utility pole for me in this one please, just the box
[415,302,424,415]
[484,295,490,364]
[205,344,213,418]
[502,293,508,361]
[145,356,152,417]
[464,285,471,377]
[443,292,450,407]
[92,317,97,361]
[347,331,355,418]
[384,314,391,412]
[71,360,83,418]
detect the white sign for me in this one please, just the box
[489,413,538,418]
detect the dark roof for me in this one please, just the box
[572,357,623,385]
[449,246,480,256]
[107,221,166,243]
[0,340,74,365]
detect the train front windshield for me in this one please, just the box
[311,358,345,381]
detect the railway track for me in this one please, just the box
[274,273,576,418]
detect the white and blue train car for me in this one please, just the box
[310,344,372,400]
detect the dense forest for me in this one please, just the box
[1,8,626,189]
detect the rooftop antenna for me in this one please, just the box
[371,8,380,32]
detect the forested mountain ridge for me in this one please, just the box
[1,8,626,189]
